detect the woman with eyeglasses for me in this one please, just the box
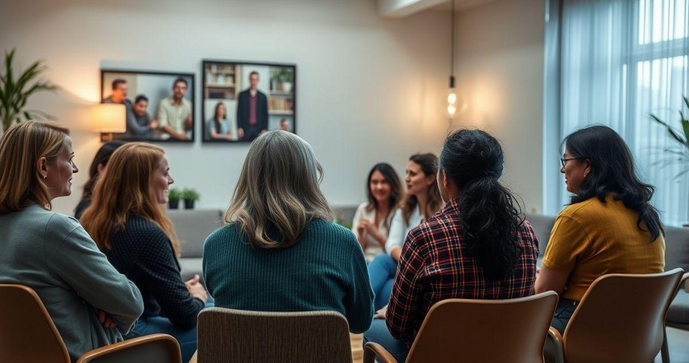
[535,125,665,333]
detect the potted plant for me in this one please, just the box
[168,188,181,210]
[181,188,200,210]
[270,68,294,93]
[0,48,58,132]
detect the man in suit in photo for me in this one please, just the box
[236,71,268,141]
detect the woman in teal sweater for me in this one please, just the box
[203,131,374,333]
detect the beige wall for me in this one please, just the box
[0,0,452,215]
[453,0,545,213]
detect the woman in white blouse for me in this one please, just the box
[367,154,443,310]
[352,163,403,262]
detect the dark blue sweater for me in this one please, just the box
[103,215,204,329]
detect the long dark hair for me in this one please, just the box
[440,129,523,282]
[564,125,663,241]
[213,102,226,135]
[402,153,443,225]
[82,141,125,199]
[365,163,403,230]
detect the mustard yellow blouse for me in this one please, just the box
[543,194,665,301]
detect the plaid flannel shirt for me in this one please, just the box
[385,199,539,347]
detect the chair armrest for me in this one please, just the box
[76,333,181,363]
[364,342,397,363]
[545,327,565,363]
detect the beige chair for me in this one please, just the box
[364,291,559,363]
[0,284,181,363]
[196,307,352,363]
[661,272,689,363]
[547,268,684,363]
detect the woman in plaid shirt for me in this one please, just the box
[363,129,539,362]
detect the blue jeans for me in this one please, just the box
[363,319,409,363]
[368,254,397,310]
[550,298,578,334]
[126,301,214,363]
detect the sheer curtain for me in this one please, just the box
[545,0,689,225]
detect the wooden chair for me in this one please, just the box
[0,284,181,363]
[661,272,689,363]
[196,307,352,363]
[364,291,559,363]
[547,268,684,363]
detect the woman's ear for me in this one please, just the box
[36,157,48,180]
[584,159,592,177]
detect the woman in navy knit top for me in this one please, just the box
[81,143,208,363]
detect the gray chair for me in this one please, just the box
[365,291,559,363]
[196,307,352,363]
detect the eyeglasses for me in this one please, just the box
[560,157,578,168]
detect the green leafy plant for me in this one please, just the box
[181,188,200,202]
[0,49,58,131]
[650,96,689,179]
[270,68,293,84]
[168,188,182,202]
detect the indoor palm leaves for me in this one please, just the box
[651,96,689,179]
[0,48,58,131]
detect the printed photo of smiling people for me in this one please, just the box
[202,60,296,143]
[101,70,195,142]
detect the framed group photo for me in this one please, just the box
[100,69,196,142]
[202,60,296,143]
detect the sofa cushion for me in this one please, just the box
[664,226,689,272]
[667,290,689,324]
[524,213,556,256]
[167,209,224,258]
[179,257,204,283]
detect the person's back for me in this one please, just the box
[205,219,373,332]
[0,121,143,361]
[203,130,374,334]
[544,194,665,302]
[0,206,143,359]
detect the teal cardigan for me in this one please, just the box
[203,218,374,333]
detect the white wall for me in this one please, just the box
[0,0,452,215]
[453,0,545,213]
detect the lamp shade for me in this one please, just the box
[92,103,126,133]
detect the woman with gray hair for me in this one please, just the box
[202,131,374,333]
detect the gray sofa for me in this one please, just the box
[168,209,224,282]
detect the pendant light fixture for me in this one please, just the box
[447,0,457,117]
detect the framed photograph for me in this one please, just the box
[101,69,195,142]
[202,60,296,143]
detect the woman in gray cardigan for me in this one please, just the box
[0,121,144,362]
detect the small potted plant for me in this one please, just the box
[168,188,181,210]
[181,188,200,210]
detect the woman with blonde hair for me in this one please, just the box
[0,121,143,361]
[203,131,374,333]
[81,143,207,363]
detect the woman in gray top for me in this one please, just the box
[0,121,144,361]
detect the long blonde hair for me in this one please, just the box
[81,143,180,256]
[224,131,332,249]
[0,121,70,213]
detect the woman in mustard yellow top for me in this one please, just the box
[535,125,665,333]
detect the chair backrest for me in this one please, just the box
[0,284,70,363]
[405,291,559,363]
[197,308,352,363]
[76,334,181,363]
[563,268,684,363]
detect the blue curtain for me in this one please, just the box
[545,0,689,225]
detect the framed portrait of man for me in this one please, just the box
[201,60,296,143]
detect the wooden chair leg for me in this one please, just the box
[661,327,671,363]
